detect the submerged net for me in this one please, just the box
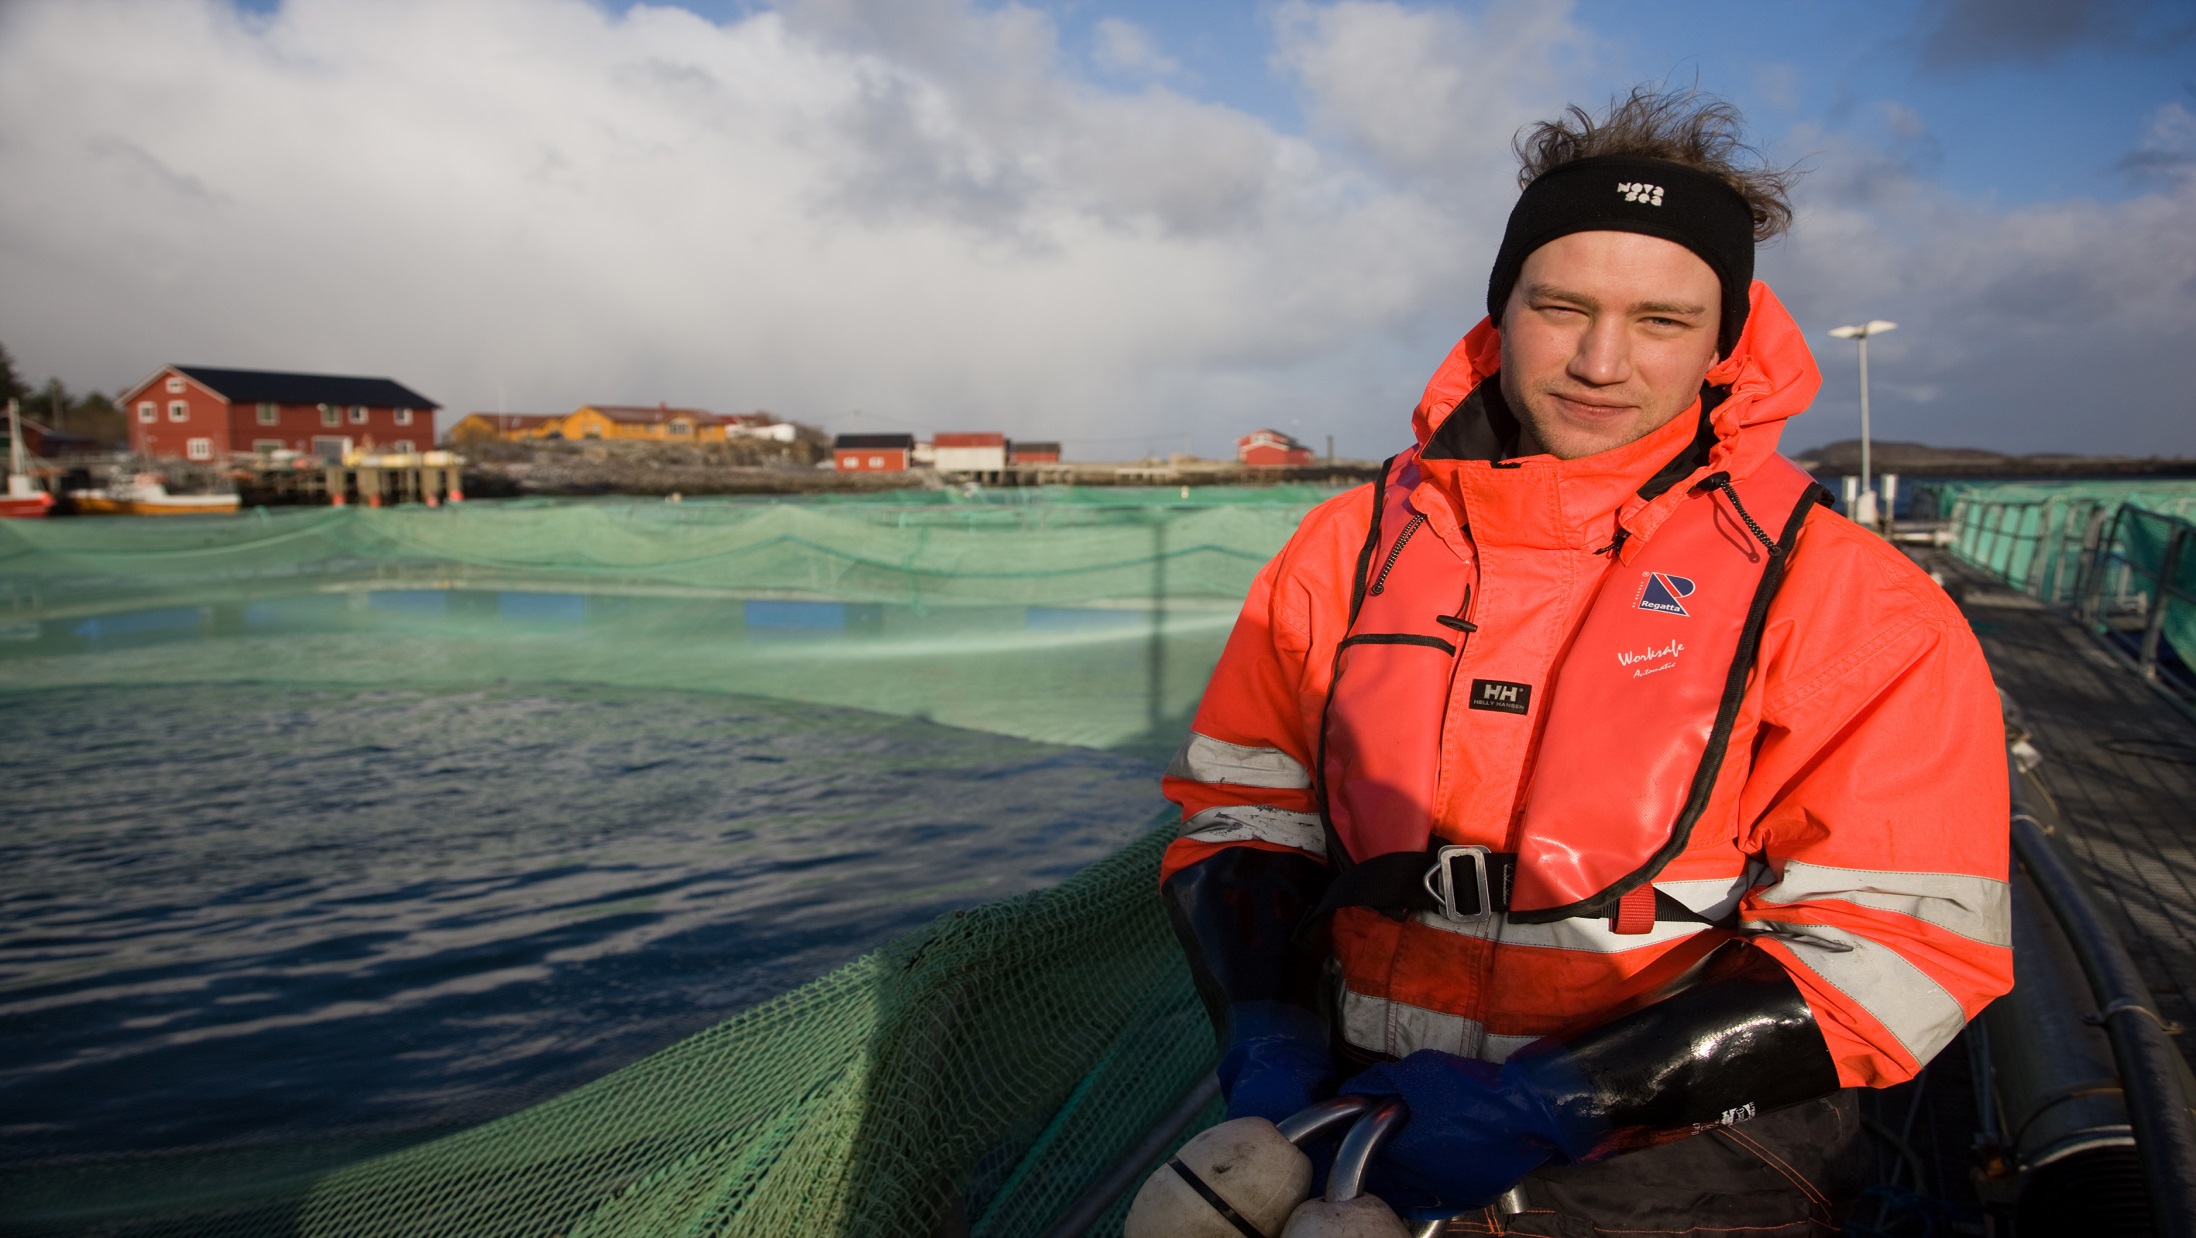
[0,491,1333,751]
[0,489,1321,1236]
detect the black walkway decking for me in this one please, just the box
[1924,547,2196,1059]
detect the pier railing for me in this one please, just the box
[1948,493,2196,682]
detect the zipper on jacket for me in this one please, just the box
[1368,513,1425,596]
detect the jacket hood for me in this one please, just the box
[1409,281,1821,482]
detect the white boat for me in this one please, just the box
[71,473,240,516]
[2,399,55,518]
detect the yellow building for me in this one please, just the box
[559,405,729,442]
[449,413,564,443]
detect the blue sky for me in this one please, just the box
[6,0,2193,458]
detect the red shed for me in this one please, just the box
[1009,441,1061,464]
[119,365,439,462]
[1236,428,1315,468]
[834,432,915,472]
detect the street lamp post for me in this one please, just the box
[1827,320,1897,529]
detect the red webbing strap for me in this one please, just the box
[1611,885,1658,934]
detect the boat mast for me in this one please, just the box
[7,399,23,477]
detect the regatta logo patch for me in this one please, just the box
[1468,679,1532,715]
[1634,571,1697,616]
[1618,181,1665,206]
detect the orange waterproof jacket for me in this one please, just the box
[1160,284,2012,1089]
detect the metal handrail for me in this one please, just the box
[2008,766,2196,1236]
[2076,505,2196,679]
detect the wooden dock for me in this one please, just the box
[237,453,464,508]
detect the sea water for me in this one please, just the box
[0,680,1162,1176]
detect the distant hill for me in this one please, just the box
[1790,439,2196,478]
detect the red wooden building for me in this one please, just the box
[119,365,439,462]
[833,433,916,472]
[1236,428,1316,468]
[1008,441,1061,464]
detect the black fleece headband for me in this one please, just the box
[1486,154,1756,355]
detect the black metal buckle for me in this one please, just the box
[1423,844,1493,923]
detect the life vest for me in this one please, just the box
[1317,447,1823,928]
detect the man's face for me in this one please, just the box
[1497,230,1725,462]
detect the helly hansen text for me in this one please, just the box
[1469,679,1532,715]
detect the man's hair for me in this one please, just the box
[1514,86,1797,242]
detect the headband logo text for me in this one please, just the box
[1618,181,1665,206]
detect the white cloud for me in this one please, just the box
[1091,17,1180,80]
[0,0,1583,457]
[1769,116,2196,455]
[1271,0,1582,192]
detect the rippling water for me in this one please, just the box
[0,682,1159,1172]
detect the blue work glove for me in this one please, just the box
[1217,1000,1336,1125]
[1339,1047,1607,1218]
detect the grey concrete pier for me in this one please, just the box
[1923,546,2196,1058]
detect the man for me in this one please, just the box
[1159,88,2011,1234]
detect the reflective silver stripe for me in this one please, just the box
[1180,805,1326,856]
[1746,919,1969,1065]
[1165,732,1312,789]
[1757,860,2011,947]
[1406,873,1750,954]
[1414,906,1709,953]
[1336,988,1536,1063]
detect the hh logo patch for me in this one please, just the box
[1468,679,1532,715]
[1634,571,1697,616]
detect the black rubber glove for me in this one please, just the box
[1160,846,1335,1123]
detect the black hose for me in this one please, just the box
[2009,771,2196,1238]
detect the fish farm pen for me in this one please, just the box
[3,480,2195,1236]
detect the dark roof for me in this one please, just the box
[1011,441,1061,453]
[169,366,439,409]
[835,433,916,449]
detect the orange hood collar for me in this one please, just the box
[1408,281,1821,479]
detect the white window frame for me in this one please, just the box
[348,405,368,425]
[186,437,213,461]
[253,439,283,453]
[256,403,279,425]
[869,455,883,468]
[166,376,185,394]
[394,407,414,426]
[168,401,189,422]
[138,401,157,423]
[320,404,340,427]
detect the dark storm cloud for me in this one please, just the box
[1916,0,2194,69]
